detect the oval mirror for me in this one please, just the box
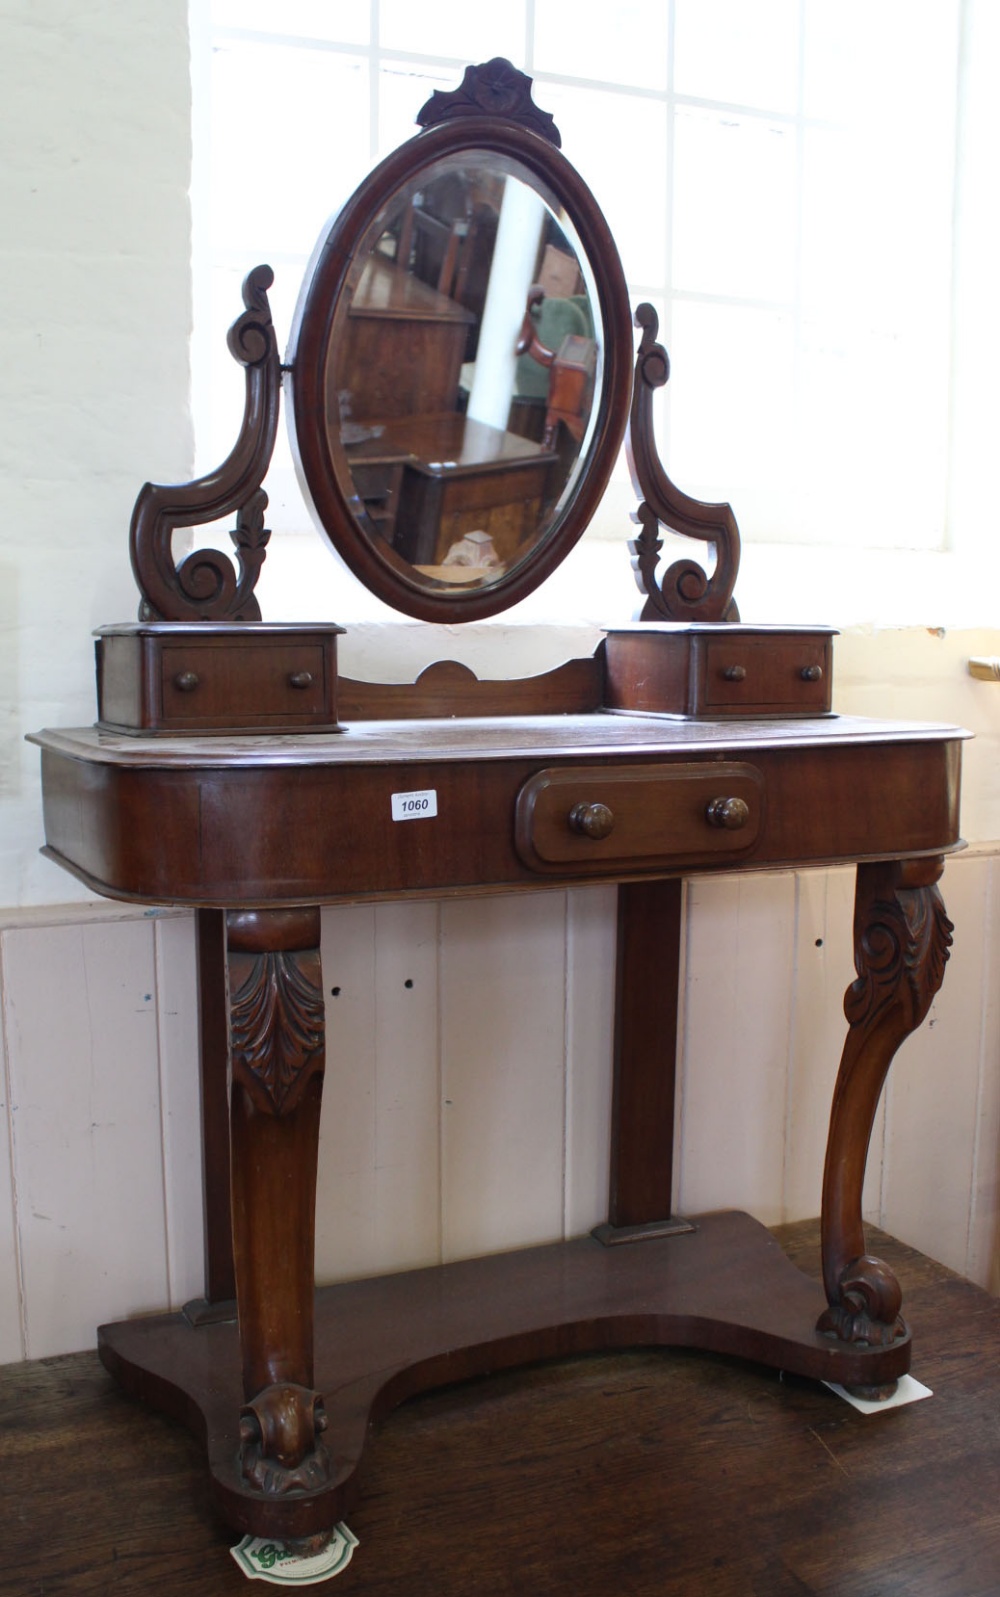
[288,77,632,622]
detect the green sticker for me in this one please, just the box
[230,1524,359,1585]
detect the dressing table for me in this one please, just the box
[31,61,965,1547]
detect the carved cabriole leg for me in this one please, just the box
[226,907,331,1500]
[818,857,953,1366]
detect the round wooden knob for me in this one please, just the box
[568,801,615,840]
[722,664,747,682]
[800,664,823,682]
[289,671,314,689]
[705,796,750,830]
[172,670,200,693]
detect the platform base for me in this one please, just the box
[98,1210,910,1541]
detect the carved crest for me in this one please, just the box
[230,947,325,1116]
[417,58,561,147]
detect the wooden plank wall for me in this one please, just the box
[1,850,998,1362]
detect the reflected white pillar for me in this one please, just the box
[467,180,545,431]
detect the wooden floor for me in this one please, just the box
[3,1221,1000,1596]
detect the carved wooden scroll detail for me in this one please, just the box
[626,303,741,623]
[129,264,280,622]
[818,857,953,1352]
[229,941,325,1118]
[417,57,561,147]
[239,1383,330,1497]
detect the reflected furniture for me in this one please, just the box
[31,59,965,1547]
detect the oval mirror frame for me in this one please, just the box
[288,109,633,623]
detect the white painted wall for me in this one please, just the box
[3,1,1000,1366]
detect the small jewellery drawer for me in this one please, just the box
[515,761,764,875]
[702,635,831,713]
[95,623,343,734]
[159,642,327,720]
[603,625,834,718]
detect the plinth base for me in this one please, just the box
[98,1211,909,1540]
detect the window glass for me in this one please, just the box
[674,0,800,112]
[534,0,669,92]
[198,2,963,552]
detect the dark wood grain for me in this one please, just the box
[194,907,234,1307]
[607,878,683,1227]
[337,656,604,719]
[7,1223,1000,1596]
[33,728,963,908]
[604,625,835,717]
[97,1211,914,1539]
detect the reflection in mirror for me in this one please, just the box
[323,152,601,591]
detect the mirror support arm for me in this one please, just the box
[626,302,741,623]
[129,265,281,622]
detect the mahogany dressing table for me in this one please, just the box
[31,61,965,1547]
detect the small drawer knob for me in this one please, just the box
[173,670,200,693]
[568,801,615,841]
[705,796,750,831]
[722,664,747,682]
[799,664,823,683]
[288,671,314,689]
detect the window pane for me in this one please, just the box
[803,0,960,125]
[537,81,668,286]
[674,0,799,113]
[666,301,797,538]
[673,107,797,302]
[377,61,459,158]
[213,1,369,44]
[534,0,668,92]
[378,0,525,65]
[210,42,370,258]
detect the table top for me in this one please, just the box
[30,711,969,770]
[31,710,967,908]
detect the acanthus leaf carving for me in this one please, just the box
[844,878,953,1035]
[230,946,325,1116]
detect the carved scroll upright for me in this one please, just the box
[818,858,953,1359]
[626,303,741,622]
[129,264,281,622]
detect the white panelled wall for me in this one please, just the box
[2,845,999,1364]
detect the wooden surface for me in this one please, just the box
[5,1222,1000,1595]
[30,715,964,908]
[97,1210,913,1538]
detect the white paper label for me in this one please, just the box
[391,788,438,821]
[231,1523,359,1584]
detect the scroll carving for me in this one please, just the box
[417,57,561,147]
[129,264,280,622]
[818,857,952,1351]
[239,1382,330,1496]
[229,945,325,1117]
[626,303,741,623]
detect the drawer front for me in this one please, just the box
[701,636,831,713]
[515,761,764,875]
[159,642,328,722]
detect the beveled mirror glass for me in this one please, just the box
[288,63,633,622]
